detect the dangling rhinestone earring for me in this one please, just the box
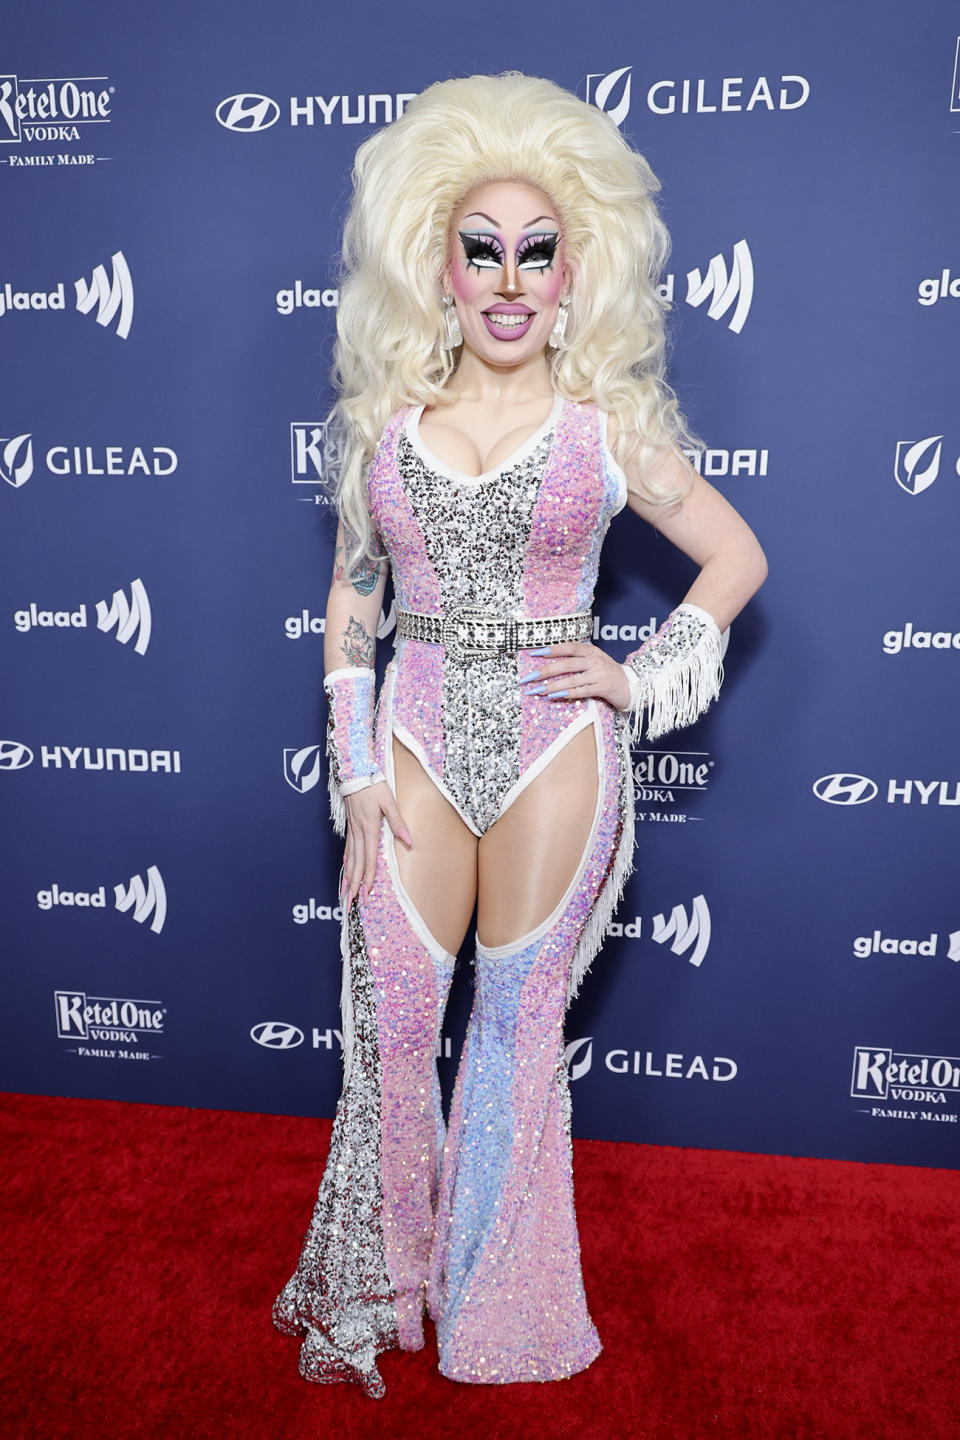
[441,294,463,350]
[547,300,570,350]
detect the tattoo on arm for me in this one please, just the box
[342,615,375,667]
[334,520,382,597]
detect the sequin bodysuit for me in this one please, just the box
[273,395,638,1396]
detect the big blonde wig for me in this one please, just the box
[329,70,700,570]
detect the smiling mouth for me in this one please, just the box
[483,309,535,330]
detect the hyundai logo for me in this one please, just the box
[216,94,281,132]
[0,740,34,770]
[812,773,879,805]
[251,1021,304,1049]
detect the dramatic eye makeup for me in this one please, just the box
[516,230,560,271]
[458,230,505,271]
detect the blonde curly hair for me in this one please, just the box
[327,70,699,570]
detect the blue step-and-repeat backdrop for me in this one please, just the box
[3,1,958,1168]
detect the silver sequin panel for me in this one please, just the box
[272,902,398,1399]
[396,430,554,834]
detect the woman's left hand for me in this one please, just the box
[520,642,631,710]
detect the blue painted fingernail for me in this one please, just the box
[528,646,551,655]
[548,689,568,699]
[526,683,546,694]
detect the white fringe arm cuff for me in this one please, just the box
[620,603,725,743]
[322,667,384,837]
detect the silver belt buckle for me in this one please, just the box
[443,606,503,661]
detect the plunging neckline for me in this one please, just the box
[405,392,565,484]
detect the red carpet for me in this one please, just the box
[2,1092,958,1440]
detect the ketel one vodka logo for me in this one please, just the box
[55,990,164,1043]
[13,578,152,655]
[851,1046,960,1107]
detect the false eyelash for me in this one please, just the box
[516,231,560,270]
[458,231,505,271]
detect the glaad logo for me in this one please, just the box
[285,609,326,639]
[812,774,878,805]
[653,896,711,968]
[608,895,711,967]
[0,739,33,769]
[96,579,151,654]
[55,989,165,1060]
[217,92,416,131]
[655,241,754,333]
[277,285,339,316]
[853,930,960,962]
[893,436,951,494]
[0,251,133,338]
[0,72,114,159]
[37,866,167,934]
[917,268,960,306]
[682,240,753,333]
[565,1036,737,1083]
[292,899,343,925]
[13,578,152,655]
[114,867,167,933]
[1,432,178,488]
[882,623,960,654]
[851,1045,960,1120]
[251,1021,304,1049]
[584,68,632,127]
[284,745,323,793]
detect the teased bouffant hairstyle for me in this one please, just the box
[328,70,698,569]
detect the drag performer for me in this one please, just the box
[274,72,767,1397]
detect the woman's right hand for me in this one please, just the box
[342,782,413,907]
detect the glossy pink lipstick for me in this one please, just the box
[482,302,535,341]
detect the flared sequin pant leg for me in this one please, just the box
[426,709,627,1385]
[273,819,457,1398]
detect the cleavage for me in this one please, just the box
[419,399,554,477]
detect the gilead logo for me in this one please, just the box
[564,1037,737,1083]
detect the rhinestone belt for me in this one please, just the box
[395,606,593,662]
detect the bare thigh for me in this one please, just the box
[477,721,599,949]
[392,735,478,956]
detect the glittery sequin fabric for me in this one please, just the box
[367,396,626,835]
[275,398,638,1396]
[427,707,623,1384]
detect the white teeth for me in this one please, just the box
[486,312,532,328]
